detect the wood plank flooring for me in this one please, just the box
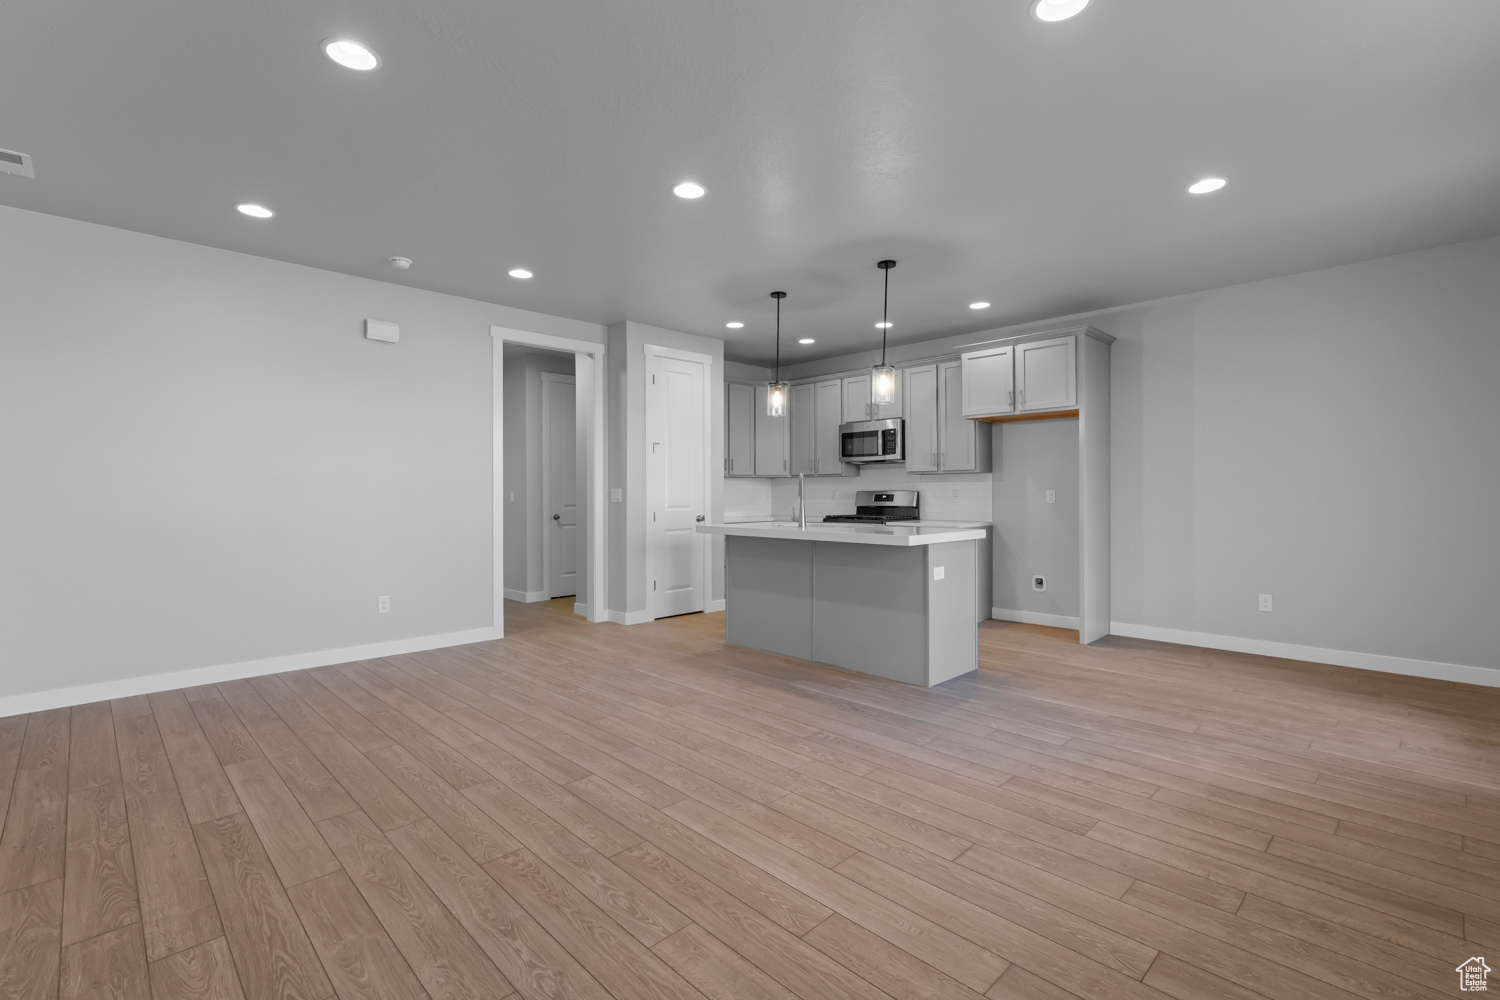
[3,597,1499,1000]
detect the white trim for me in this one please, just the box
[573,602,589,618]
[1109,621,1500,689]
[503,588,550,603]
[706,599,726,613]
[0,626,503,717]
[607,609,656,626]
[991,608,1081,630]
[643,343,715,620]
[493,326,606,626]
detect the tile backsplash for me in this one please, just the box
[726,471,992,523]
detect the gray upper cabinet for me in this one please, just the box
[939,360,988,472]
[961,345,1014,418]
[904,364,939,473]
[904,361,989,474]
[789,382,816,475]
[754,384,790,476]
[814,379,849,475]
[1016,335,1076,412]
[725,381,757,477]
[841,373,873,424]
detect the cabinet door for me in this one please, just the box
[938,361,977,471]
[754,384,789,476]
[903,365,939,473]
[842,373,872,424]
[725,381,756,476]
[789,383,816,475]
[1016,336,1076,411]
[814,379,845,475]
[961,346,1014,417]
[871,368,903,420]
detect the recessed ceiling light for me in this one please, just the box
[673,181,706,200]
[323,38,380,71]
[875,321,893,329]
[1188,177,1228,194]
[798,338,815,345]
[725,321,744,329]
[388,256,412,270]
[969,301,991,310]
[235,203,274,219]
[1031,0,1090,22]
[508,268,533,279]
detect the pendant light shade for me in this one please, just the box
[871,260,898,406]
[767,291,788,417]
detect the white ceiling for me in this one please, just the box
[4,1,1499,365]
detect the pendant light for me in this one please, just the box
[871,259,898,406]
[766,291,788,416]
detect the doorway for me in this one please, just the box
[492,326,605,634]
[645,345,712,619]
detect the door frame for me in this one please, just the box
[539,371,577,599]
[644,343,715,619]
[492,326,606,633]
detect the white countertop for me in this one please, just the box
[697,521,987,546]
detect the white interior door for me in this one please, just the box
[647,349,708,618]
[541,373,578,598]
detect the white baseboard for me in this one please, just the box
[0,626,504,718]
[706,599,726,613]
[503,588,550,603]
[991,608,1081,630]
[605,609,656,626]
[1109,621,1500,689]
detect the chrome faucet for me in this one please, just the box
[798,473,806,529]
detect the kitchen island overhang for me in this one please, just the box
[699,521,986,687]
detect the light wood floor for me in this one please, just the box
[3,600,1498,1000]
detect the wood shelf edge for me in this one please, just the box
[969,408,1080,424]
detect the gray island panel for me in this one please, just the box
[724,535,813,660]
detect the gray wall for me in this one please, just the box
[1105,235,1500,670]
[501,348,575,597]
[607,321,726,617]
[991,419,1080,620]
[0,205,601,702]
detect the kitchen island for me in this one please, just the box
[697,520,987,686]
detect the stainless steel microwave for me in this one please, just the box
[840,418,904,464]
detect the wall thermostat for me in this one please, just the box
[365,319,399,343]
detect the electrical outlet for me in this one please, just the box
[508,490,516,503]
[610,488,623,502]
[1045,489,1056,504]
[1258,593,1273,612]
[933,566,945,581]
[951,489,960,501]
[1032,576,1047,592]
[377,595,391,614]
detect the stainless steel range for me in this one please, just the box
[822,490,920,524]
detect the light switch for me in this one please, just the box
[933,566,945,581]
[610,488,623,502]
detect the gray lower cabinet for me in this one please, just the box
[725,381,757,477]
[754,384,790,476]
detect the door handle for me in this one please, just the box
[696,515,705,522]
[553,514,560,520]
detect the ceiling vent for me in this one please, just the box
[0,149,35,178]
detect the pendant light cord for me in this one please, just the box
[775,294,781,382]
[881,265,889,367]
